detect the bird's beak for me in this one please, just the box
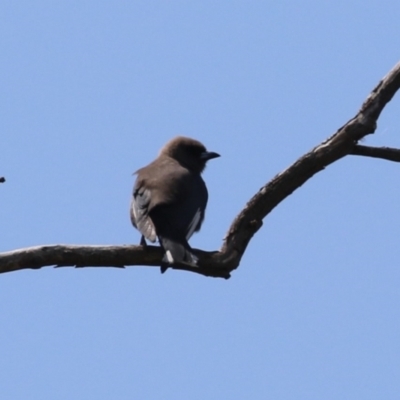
[200,151,220,161]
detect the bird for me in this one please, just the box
[130,136,220,273]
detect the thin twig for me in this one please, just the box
[351,145,400,162]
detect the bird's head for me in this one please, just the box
[160,136,220,173]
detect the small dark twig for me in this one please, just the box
[351,145,400,162]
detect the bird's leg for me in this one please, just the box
[140,235,147,246]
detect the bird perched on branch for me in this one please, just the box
[130,136,220,273]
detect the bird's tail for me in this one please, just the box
[158,236,198,273]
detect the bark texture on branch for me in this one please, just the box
[1,62,400,278]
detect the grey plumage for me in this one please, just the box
[130,136,220,273]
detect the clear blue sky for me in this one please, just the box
[1,2,400,399]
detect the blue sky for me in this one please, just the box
[1,1,400,399]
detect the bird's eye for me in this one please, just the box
[189,145,205,157]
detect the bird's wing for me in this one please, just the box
[156,171,206,241]
[131,185,157,242]
[185,207,202,240]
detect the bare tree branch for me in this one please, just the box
[0,244,229,278]
[0,244,230,278]
[1,61,400,278]
[351,145,400,162]
[221,61,400,266]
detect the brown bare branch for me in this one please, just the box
[351,145,400,162]
[0,245,231,279]
[221,61,400,265]
[1,61,400,278]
